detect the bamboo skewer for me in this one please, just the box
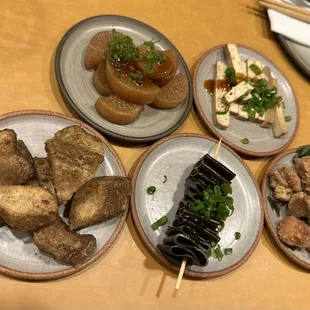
[259,0,310,23]
[175,137,223,290]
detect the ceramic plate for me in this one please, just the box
[55,15,193,144]
[261,148,310,270]
[131,134,263,278]
[0,110,128,280]
[193,44,299,157]
[278,35,310,80]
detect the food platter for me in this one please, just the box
[131,133,263,278]
[55,15,193,144]
[261,148,310,270]
[193,44,299,157]
[0,110,128,280]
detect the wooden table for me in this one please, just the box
[1,0,309,309]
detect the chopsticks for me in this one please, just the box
[259,0,310,23]
[175,137,222,290]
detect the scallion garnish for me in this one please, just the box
[249,64,262,75]
[224,248,233,255]
[214,245,224,261]
[285,116,292,122]
[146,186,156,195]
[241,138,249,144]
[151,215,168,230]
[235,232,241,240]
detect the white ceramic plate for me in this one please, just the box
[55,15,193,144]
[131,134,263,278]
[0,110,128,280]
[193,44,299,157]
[261,148,310,270]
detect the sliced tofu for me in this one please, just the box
[225,44,246,75]
[224,81,253,104]
[236,104,249,121]
[261,67,275,128]
[272,79,288,138]
[246,60,268,81]
[249,111,266,124]
[212,62,230,129]
[229,102,239,116]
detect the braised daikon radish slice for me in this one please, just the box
[156,50,179,87]
[106,59,160,105]
[151,72,188,109]
[95,94,144,125]
[92,61,112,96]
[134,46,173,79]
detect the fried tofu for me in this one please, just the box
[69,176,130,230]
[33,217,97,266]
[0,129,35,185]
[278,216,310,248]
[33,157,57,199]
[45,126,104,204]
[0,186,58,231]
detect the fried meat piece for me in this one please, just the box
[0,186,58,231]
[45,126,104,204]
[295,157,310,194]
[69,176,130,230]
[287,192,310,218]
[278,216,310,248]
[33,217,97,266]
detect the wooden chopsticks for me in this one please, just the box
[259,0,310,23]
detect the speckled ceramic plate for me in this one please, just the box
[193,44,299,157]
[0,110,128,280]
[131,134,263,278]
[55,15,193,144]
[278,35,310,80]
[261,148,310,270]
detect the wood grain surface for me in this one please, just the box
[0,0,310,309]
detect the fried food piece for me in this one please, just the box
[26,179,40,186]
[69,176,130,230]
[295,157,310,194]
[33,157,57,199]
[0,129,35,185]
[287,192,310,218]
[34,217,97,266]
[0,186,58,231]
[278,216,310,248]
[45,126,104,204]
[279,166,302,193]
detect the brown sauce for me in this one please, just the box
[204,79,232,95]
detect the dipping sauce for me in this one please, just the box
[204,79,233,95]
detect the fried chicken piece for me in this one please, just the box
[45,126,104,204]
[33,157,57,199]
[0,186,58,231]
[279,166,302,193]
[0,129,35,185]
[295,157,310,194]
[33,217,97,266]
[278,216,310,248]
[69,176,130,230]
[287,192,310,218]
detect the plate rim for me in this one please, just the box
[260,147,310,270]
[130,133,264,278]
[193,43,299,157]
[54,14,193,144]
[0,109,128,281]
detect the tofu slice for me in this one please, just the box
[229,102,239,116]
[224,81,253,104]
[212,62,230,129]
[261,67,275,128]
[236,104,249,121]
[246,60,269,81]
[225,44,246,75]
[272,79,288,138]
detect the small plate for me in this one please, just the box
[0,110,128,280]
[261,148,310,270]
[193,44,299,157]
[278,35,310,80]
[55,15,193,144]
[131,134,263,278]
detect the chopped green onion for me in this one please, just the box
[216,105,230,115]
[249,64,262,75]
[146,186,156,195]
[241,138,249,144]
[225,67,237,84]
[285,116,292,122]
[235,232,241,240]
[214,245,224,261]
[220,183,232,195]
[151,215,168,230]
[224,248,233,255]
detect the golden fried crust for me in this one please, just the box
[69,176,130,230]
[45,126,104,204]
[33,217,97,266]
[0,186,58,231]
[0,129,35,185]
